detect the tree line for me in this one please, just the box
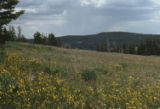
[33,32,61,46]
[0,0,61,48]
[0,25,27,43]
[0,26,61,47]
[0,0,24,46]
[1,0,160,56]
[97,38,160,56]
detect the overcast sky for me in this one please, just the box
[11,0,160,38]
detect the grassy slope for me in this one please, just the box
[5,41,160,74]
[3,41,160,108]
[5,41,160,86]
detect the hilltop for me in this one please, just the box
[59,31,160,50]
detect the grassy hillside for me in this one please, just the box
[5,42,160,73]
[1,42,160,108]
[59,32,160,50]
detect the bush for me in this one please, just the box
[44,66,64,75]
[81,70,97,81]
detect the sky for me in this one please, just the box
[11,0,160,38]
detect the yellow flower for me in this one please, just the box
[154,97,157,100]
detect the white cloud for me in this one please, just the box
[152,0,160,5]
[16,8,37,14]
[11,0,160,38]
[81,0,107,7]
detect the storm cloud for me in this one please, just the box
[11,0,160,38]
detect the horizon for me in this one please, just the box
[24,31,160,39]
[59,31,160,36]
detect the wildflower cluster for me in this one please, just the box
[0,53,160,108]
[0,53,85,109]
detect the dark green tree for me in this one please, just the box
[122,43,129,54]
[18,34,27,42]
[128,44,136,54]
[17,26,22,40]
[33,32,43,44]
[96,43,107,52]
[156,39,160,55]
[8,25,16,41]
[42,35,48,45]
[48,33,58,46]
[105,40,110,52]
[96,44,101,51]
[145,38,159,55]
[145,38,152,55]
[138,42,146,55]
[56,38,61,47]
[112,41,118,52]
[0,0,24,45]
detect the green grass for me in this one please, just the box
[5,41,160,73]
[1,41,160,108]
[4,41,160,86]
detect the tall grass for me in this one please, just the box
[0,42,160,108]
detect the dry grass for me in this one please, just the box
[1,41,160,108]
[5,41,160,74]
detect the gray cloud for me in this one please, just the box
[11,0,160,38]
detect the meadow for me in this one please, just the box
[0,42,160,109]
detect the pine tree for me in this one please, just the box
[112,41,118,52]
[56,38,61,47]
[19,34,27,42]
[96,44,101,51]
[8,25,16,41]
[122,43,129,54]
[0,0,24,45]
[128,44,136,54]
[48,33,58,46]
[0,0,24,27]
[33,32,43,44]
[17,26,22,40]
[138,42,146,55]
[105,39,110,52]
[42,35,48,45]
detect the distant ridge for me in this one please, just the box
[59,32,160,50]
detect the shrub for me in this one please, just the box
[44,66,64,75]
[81,70,97,81]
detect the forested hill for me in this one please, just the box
[59,32,160,50]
